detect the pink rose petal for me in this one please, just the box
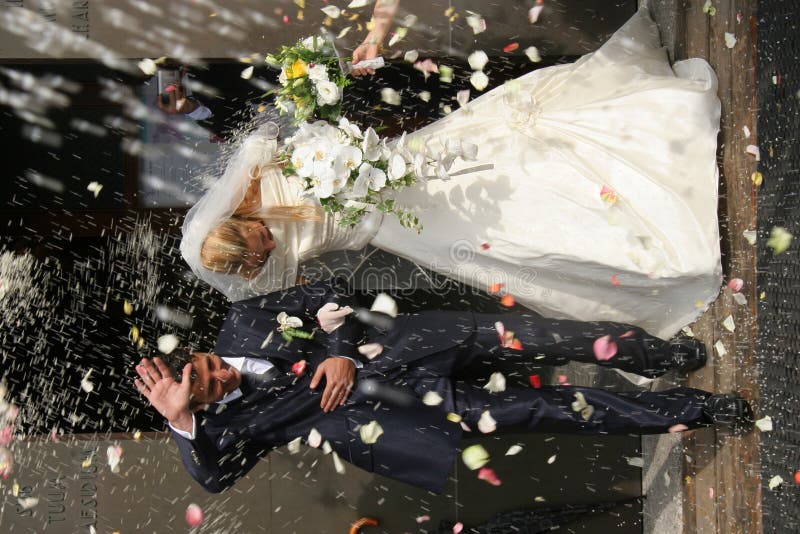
[453,522,464,534]
[619,330,636,339]
[185,503,204,527]
[0,426,13,446]
[668,424,689,433]
[477,467,502,486]
[728,278,744,292]
[593,335,618,361]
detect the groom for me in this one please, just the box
[135,278,752,494]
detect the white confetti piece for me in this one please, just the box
[534,496,546,502]
[380,87,401,105]
[418,90,431,102]
[467,50,488,71]
[721,315,735,332]
[357,343,383,360]
[320,5,341,18]
[681,326,696,338]
[307,428,322,448]
[547,454,557,464]
[732,292,748,306]
[524,46,542,63]
[404,50,419,63]
[743,229,757,245]
[157,334,180,354]
[743,125,751,138]
[477,410,497,433]
[17,497,38,510]
[745,144,760,160]
[755,415,773,432]
[462,444,489,470]
[80,369,94,393]
[724,32,737,48]
[137,58,157,75]
[359,420,384,444]
[466,11,486,34]
[336,26,352,39]
[106,444,122,473]
[714,340,727,357]
[322,440,332,454]
[370,292,398,317]
[470,70,489,91]
[529,5,544,23]
[571,392,588,412]
[422,391,443,406]
[388,27,407,47]
[348,0,372,7]
[87,182,103,197]
[240,66,254,79]
[483,372,506,393]
[626,456,644,468]
[456,89,470,108]
[768,475,783,490]
[505,444,523,456]
[287,436,302,454]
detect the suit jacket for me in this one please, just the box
[172,278,476,493]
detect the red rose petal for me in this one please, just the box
[477,467,502,486]
[611,274,620,286]
[291,360,307,376]
[503,42,519,53]
[282,15,290,24]
[500,294,515,307]
[529,375,541,388]
[794,470,800,484]
[480,243,490,250]
[508,339,523,351]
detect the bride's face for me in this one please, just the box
[240,219,276,274]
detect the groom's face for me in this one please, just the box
[189,353,242,407]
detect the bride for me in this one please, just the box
[180,8,721,340]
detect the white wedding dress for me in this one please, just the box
[182,9,721,340]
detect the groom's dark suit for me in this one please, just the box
[172,278,712,493]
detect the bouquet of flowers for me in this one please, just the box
[279,117,478,231]
[266,35,351,124]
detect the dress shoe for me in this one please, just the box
[703,393,754,430]
[668,336,707,372]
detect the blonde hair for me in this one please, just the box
[200,207,322,278]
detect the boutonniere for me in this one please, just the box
[277,312,314,342]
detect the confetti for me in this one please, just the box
[87,182,103,197]
[185,504,204,527]
[17,497,38,511]
[755,415,773,432]
[157,334,180,354]
[380,87,401,105]
[547,454,557,464]
[732,292,748,305]
[714,340,727,357]
[404,50,419,63]
[743,229,757,245]
[336,26,352,38]
[456,89,470,108]
[106,444,122,473]
[467,50,488,71]
[0,426,12,446]
[447,412,462,423]
[745,144,760,160]
[668,424,688,433]
[728,278,744,292]
[483,372,506,393]
[768,475,784,490]
[348,0,371,8]
[307,428,322,448]
[370,292,398,317]
[766,226,793,255]
[600,185,617,204]
[488,283,504,294]
[743,125,751,138]
[0,447,12,479]
[388,27,407,47]
[724,32,737,48]
[626,456,644,468]
[702,0,716,16]
[477,410,497,433]
[751,171,763,186]
[593,335,618,361]
[721,315,735,332]
[422,391,444,406]
[477,467,502,486]
[357,343,383,360]
[505,444,523,456]
[529,5,544,23]
[794,471,800,484]
[240,66,254,79]
[418,90,431,102]
[287,436,302,454]
[462,444,490,470]
[503,42,520,53]
[291,360,307,376]
[123,300,133,315]
[453,522,464,534]
[413,59,439,79]
[439,65,453,83]
[359,420,384,444]
[524,46,542,63]
[80,370,95,393]
[137,58,157,75]
[529,375,542,388]
[416,515,431,523]
[320,5,341,18]
[611,274,620,286]
[500,294,515,307]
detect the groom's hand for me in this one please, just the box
[310,357,355,412]
[135,357,193,432]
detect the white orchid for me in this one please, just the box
[338,117,363,139]
[362,127,381,161]
[307,63,329,83]
[333,145,363,179]
[315,80,341,106]
[387,153,407,181]
[357,162,387,191]
[301,35,324,51]
[291,144,316,177]
[310,164,337,198]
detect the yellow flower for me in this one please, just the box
[286,58,307,79]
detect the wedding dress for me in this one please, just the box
[181,8,721,340]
